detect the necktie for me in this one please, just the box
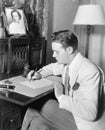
[64,65,70,95]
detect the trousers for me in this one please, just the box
[21,99,77,130]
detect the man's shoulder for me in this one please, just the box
[80,57,99,75]
[48,62,64,67]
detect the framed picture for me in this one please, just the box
[4,7,28,35]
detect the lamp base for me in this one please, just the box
[85,25,91,58]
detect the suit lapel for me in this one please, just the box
[69,53,84,89]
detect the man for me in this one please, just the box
[22,30,105,130]
[8,9,26,34]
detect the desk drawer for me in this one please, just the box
[1,109,21,130]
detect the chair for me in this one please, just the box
[96,66,105,120]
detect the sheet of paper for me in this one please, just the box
[20,78,53,89]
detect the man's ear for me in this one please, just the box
[66,47,73,55]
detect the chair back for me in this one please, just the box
[95,66,105,120]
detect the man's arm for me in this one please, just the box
[27,63,64,80]
[57,71,102,121]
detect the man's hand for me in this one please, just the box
[27,70,42,80]
[27,70,34,80]
[31,72,42,80]
[54,81,64,99]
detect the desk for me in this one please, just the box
[0,75,61,130]
[0,76,55,106]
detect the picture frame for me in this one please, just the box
[4,7,28,35]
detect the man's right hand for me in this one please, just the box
[27,70,42,80]
[27,70,34,80]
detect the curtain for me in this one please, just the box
[35,0,48,39]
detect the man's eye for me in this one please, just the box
[55,52,59,54]
[53,51,59,55]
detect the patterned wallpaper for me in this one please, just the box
[0,0,48,38]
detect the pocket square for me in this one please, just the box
[72,82,80,90]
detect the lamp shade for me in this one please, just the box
[73,5,105,25]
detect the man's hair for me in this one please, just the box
[51,30,78,52]
[11,10,22,20]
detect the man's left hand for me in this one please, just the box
[54,81,63,99]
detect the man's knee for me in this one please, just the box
[22,108,40,130]
[41,99,59,115]
[29,117,50,130]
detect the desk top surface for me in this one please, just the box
[0,76,56,106]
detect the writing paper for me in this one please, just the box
[20,78,53,89]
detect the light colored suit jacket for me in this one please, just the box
[41,52,105,130]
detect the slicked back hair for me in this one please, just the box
[51,30,78,52]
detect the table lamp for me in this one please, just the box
[73,5,105,58]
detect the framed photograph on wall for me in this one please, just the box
[4,7,28,36]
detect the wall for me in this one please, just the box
[46,0,78,64]
[52,0,75,32]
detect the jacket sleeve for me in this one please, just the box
[40,63,64,78]
[58,71,102,121]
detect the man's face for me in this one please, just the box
[52,42,70,64]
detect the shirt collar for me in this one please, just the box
[69,52,81,69]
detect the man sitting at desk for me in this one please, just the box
[22,30,105,130]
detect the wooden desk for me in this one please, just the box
[0,76,55,106]
[0,75,61,130]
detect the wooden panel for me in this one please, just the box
[29,37,46,69]
[0,37,46,75]
[0,39,8,73]
[10,38,30,73]
[1,109,21,130]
